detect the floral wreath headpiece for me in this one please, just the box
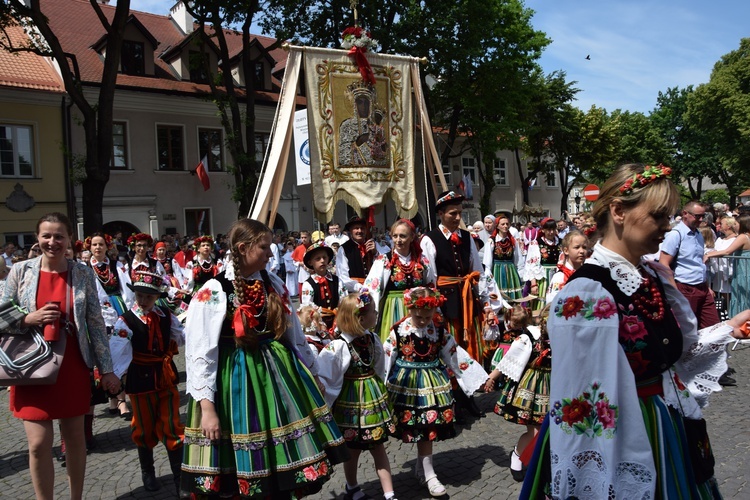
[193,235,214,250]
[355,288,373,315]
[84,234,114,251]
[127,232,153,250]
[404,286,446,310]
[619,164,672,196]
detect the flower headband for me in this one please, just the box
[619,164,672,196]
[84,234,114,251]
[404,287,446,310]
[193,235,214,249]
[355,288,373,315]
[127,232,153,249]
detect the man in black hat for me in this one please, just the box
[337,216,379,293]
[111,271,185,494]
[420,191,495,417]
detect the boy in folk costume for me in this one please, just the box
[337,216,378,293]
[109,271,185,494]
[420,191,497,417]
[301,241,347,333]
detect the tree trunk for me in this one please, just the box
[514,147,529,206]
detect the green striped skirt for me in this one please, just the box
[375,290,406,343]
[492,260,523,301]
[181,337,348,498]
[495,366,550,425]
[530,264,557,311]
[333,371,397,450]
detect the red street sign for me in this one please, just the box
[583,184,600,201]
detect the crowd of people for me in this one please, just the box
[3,166,750,499]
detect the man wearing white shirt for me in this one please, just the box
[336,216,377,292]
[324,222,349,247]
[2,242,16,268]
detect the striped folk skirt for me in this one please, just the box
[181,338,348,498]
[530,265,557,311]
[375,290,406,343]
[333,371,397,450]
[495,365,550,426]
[386,358,456,443]
[492,260,523,302]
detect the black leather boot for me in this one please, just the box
[167,447,184,497]
[137,447,161,492]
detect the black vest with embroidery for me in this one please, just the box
[341,239,371,278]
[92,260,122,296]
[566,264,683,381]
[130,256,159,281]
[122,306,176,394]
[306,275,340,310]
[537,236,561,266]
[426,228,473,320]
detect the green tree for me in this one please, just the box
[263,0,549,216]
[686,38,750,206]
[650,86,718,199]
[0,0,131,234]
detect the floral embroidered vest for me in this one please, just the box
[537,236,561,266]
[568,264,683,381]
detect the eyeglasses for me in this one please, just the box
[685,211,706,219]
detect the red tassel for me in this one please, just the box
[348,47,376,85]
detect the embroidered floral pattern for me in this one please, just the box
[551,382,618,438]
[195,474,221,493]
[294,460,330,484]
[555,296,618,321]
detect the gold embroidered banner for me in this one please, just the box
[303,48,417,222]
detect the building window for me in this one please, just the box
[546,172,557,187]
[121,40,145,76]
[0,124,34,177]
[3,232,36,252]
[189,50,209,84]
[157,125,184,171]
[493,158,508,186]
[255,133,270,163]
[198,128,223,171]
[435,164,452,188]
[185,208,211,236]
[253,62,265,90]
[462,157,477,185]
[111,122,128,169]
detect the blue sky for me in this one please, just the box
[525,0,750,113]
[130,0,749,114]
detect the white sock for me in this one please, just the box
[419,454,435,479]
[384,492,395,499]
[511,446,523,471]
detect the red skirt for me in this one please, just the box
[10,271,90,420]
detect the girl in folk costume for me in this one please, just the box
[318,292,398,500]
[544,230,589,305]
[300,241,346,333]
[127,233,166,282]
[188,235,222,294]
[483,215,525,302]
[384,287,488,498]
[522,164,750,499]
[522,218,561,311]
[484,305,547,482]
[153,241,177,286]
[181,219,348,499]
[86,232,133,420]
[298,305,331,357]
[364,219,435,343]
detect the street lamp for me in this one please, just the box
[574,192,581,214]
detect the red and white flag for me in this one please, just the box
[195,156,210,191]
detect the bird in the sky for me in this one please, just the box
[585,55,591,60]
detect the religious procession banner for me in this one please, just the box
[303,47,417,221]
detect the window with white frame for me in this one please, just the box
[255,133,270,163]
[546,171,557,187]
[0,124,34,177]
[185,208,212,236]
[111,122,129,169]
[434,164,452,188]
[157,125,184,171]
[198,128,224,171]
[462,157,477,185]
[493,158,508,186]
